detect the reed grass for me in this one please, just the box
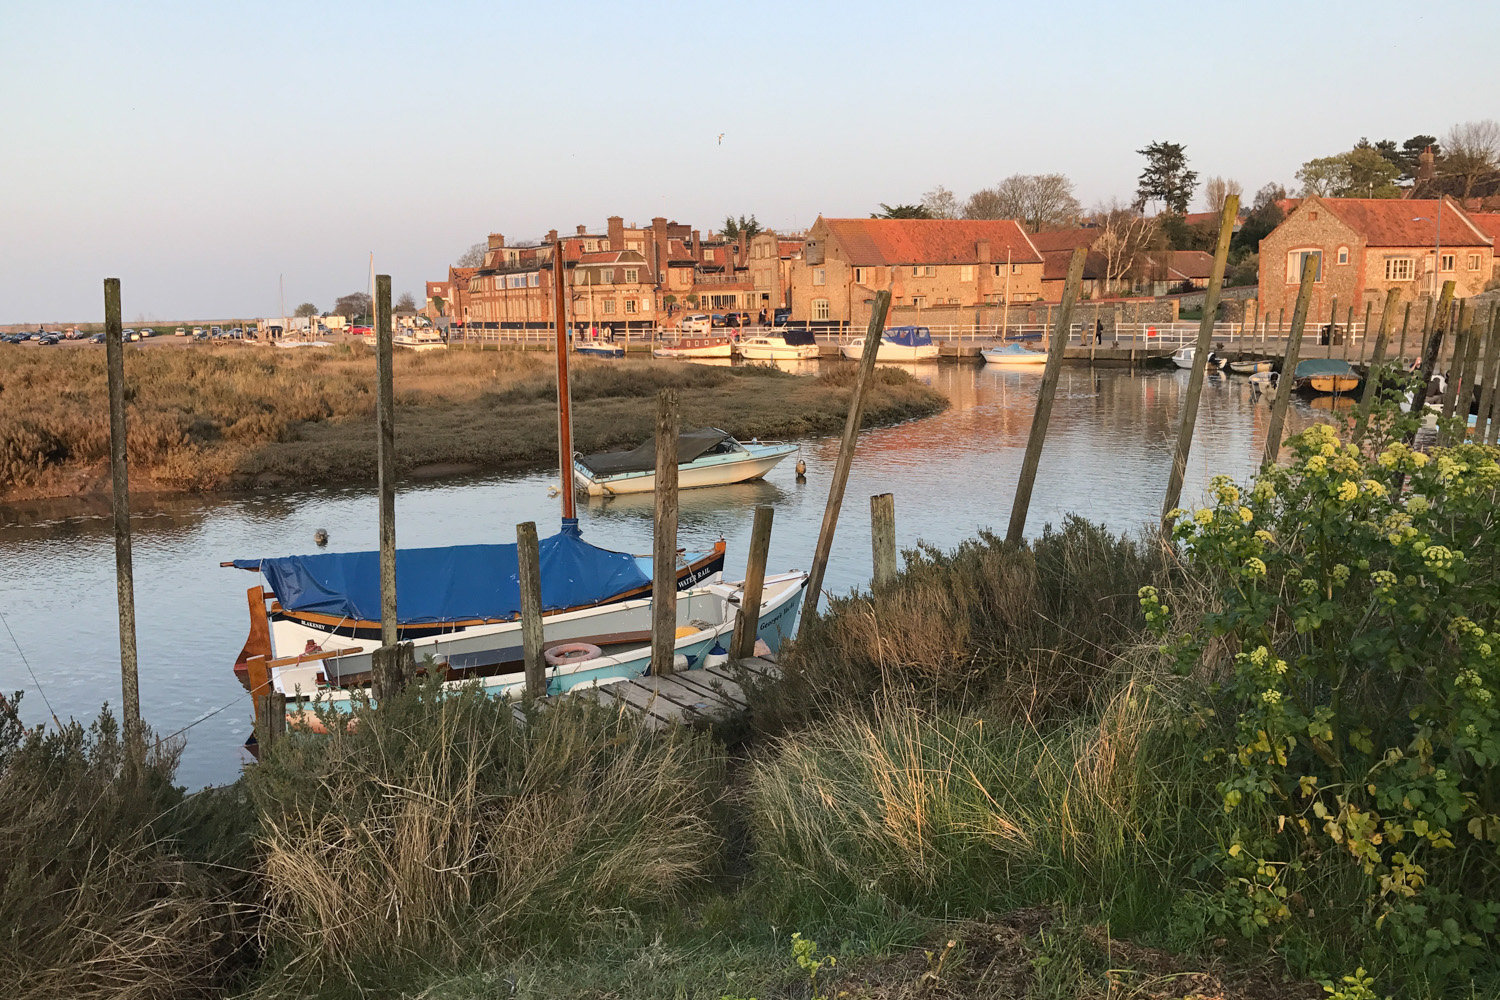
[0,345,946,500]
[246,679,728,984]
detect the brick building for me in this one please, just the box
[786,217,1043,325]
[571,250,657,330]
[1256,196,1494,323]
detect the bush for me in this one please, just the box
[0,695,253,999]
[1153,416,1500,991]
[248,680,727,981]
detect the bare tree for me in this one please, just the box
[1089,202,1159,295]
[1202,176,1244,212]
[395,292,418,313]
[334,292,373,319]
[963,174,1079,231]
[1442,119,1500,198]
[456,242,487,268]
[921,185,959,219]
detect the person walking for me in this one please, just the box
[1095,318,1104,345]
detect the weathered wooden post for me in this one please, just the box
[370,274,413,703]
[1402,281,1457,450]
[1357,289,1402,430]
[870,493,897,588]
[651,388,680,674]
[1326,295,1339,358]
[1459,306,1484,431]
[1160,196,1238,529]
[1007,247,1087,545]
[1475,308,1500,444]
[1262,255,1320,468]
[1440,302,1471,427]
[104,279,143,761]
[729,505,773,662]
[799,290,893,639]
[516,521,546,698]
[1357,303,1371,362]
[1396,303,1413,365]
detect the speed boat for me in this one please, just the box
[574,427,798,496]
[839,326,939,361]
[981,342,1048,366]
[738,330,819,359]
[575,340,625,359]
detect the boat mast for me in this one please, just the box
[553,238,577,521]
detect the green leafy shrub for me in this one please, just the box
[1153,419,1500,988]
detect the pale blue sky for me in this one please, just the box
[2,0,1495,323]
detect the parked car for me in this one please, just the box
[89,332,106,344]
[773,308,791,326]
[37,334,59,346]
[140,327,154,337]
[175,327,187,336]
[192,330,209,340]
[680,313,711,334]
[210,326,222,336]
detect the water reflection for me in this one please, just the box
[0,364,1328,787]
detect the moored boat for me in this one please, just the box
[1228,358,1274,374]
[1172,346,1227,371]
[980,342,1047,366]
[652,334,734,359]
[839,326,940,361]
[574,427,798,496]
[575,340,625,359]
[1294,358,1361,394]
[738,329,819,359]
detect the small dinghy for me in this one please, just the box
[1172,346,1227,371]
[574,427,798,496]
[980,342,1048,366]
[1294,358,1360,394]
[1229,358,1274,374]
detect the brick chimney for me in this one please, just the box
[736,231,748,267]
[652,217,668,285]
[1419,146,1436,182]
[608,216,625,252]
[487,232,505,250]
[546,228,559,246]
[692,229,703,263]
[976,239,991,265]
[575,224,587,236]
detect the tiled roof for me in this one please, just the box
[1316,198,1491,247]
[1168,251,1215,280]
[1468,212,1500,243]
[575,251,635,265]
[778,240,804,257]
[821,217,1042,266]
[1029,228,1102,253]
[1039,249,1107,281]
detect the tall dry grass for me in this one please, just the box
[0,695,254,999]
[746,674,1198,915]
[247,680,727,979]
[0,345,946,499]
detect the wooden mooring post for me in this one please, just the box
[1478,309,1500,445]
[104,278,144,761]
[870,492,897,588]
[651,388,681,673]
[370,274,414,703]
[729,506,773,662]
[1160,196,1237,528]
[1403,281,1457,450]
[1440,301,1471,429]
[1262,255,1320,468]
[1455,306,1485,442]
[517,521,547,698]
[1396,303,1412,364]
[799,289,892,640]
[1007,247,1086,545]
[1356,289,1402,433]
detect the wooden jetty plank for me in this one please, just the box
[670,670,749,709]
[601,677,694,725]
[636,674,734,719]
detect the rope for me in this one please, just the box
[0,605,61,729]
[152,688,251,747]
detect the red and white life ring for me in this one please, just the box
[544,642,602,667]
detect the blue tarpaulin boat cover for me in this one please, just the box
[231,526,650,624]
[885,326,933,347]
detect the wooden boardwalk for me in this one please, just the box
[515,654,781,730]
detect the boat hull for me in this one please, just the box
[575,344,625,358]
[1301,375,1361,394]
[839,340,940,361]
[980,348,1047,365]
[574,444,798,496]
[653,342,733,358]
[1228,359,1274,374]
[739,344,819,359]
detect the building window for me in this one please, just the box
[1469,253,1482,271]
[641,298,651,312]
[992,264,1003,276]
[624,299,638,314]
[911,265,935,277]
[960,265,974,282]
[585,240,598,252]
[1441,253,1455,272]
[1336,246,1349,265]
[1286,249,1323,283]
[853,267,869,284]
[812,298,830,320]
[624,268,638,283]
[601,269,615,284]
[1012,263,1022,273]
[1384,257,1414,281]
[912,296,926,308]
[813,267,826,286]
[528,273,539,286]
[602,299,616,314]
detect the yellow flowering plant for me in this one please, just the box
[1150,420,1500,982]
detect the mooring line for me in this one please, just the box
[0,605,61,728]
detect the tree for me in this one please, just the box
[961,174,1080,231]
[920,185,959,219]
[872,203,931,219]
[1089,201,1159,294]
[1202,176,1244,212]
[1295,147,1401,198]
[395,292,418,313]
[293,302,318,318]
[1441,119,1500,198]
[334,292,372,320]
[1401,134,1440,178]
[721,214,762,240]
[456,242,487,268]
[431,297,446,317]
[961,187,1007,220]
[1233,183,1287,253]
[1134,141,1198,215]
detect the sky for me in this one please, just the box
[3,0,1497,324]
